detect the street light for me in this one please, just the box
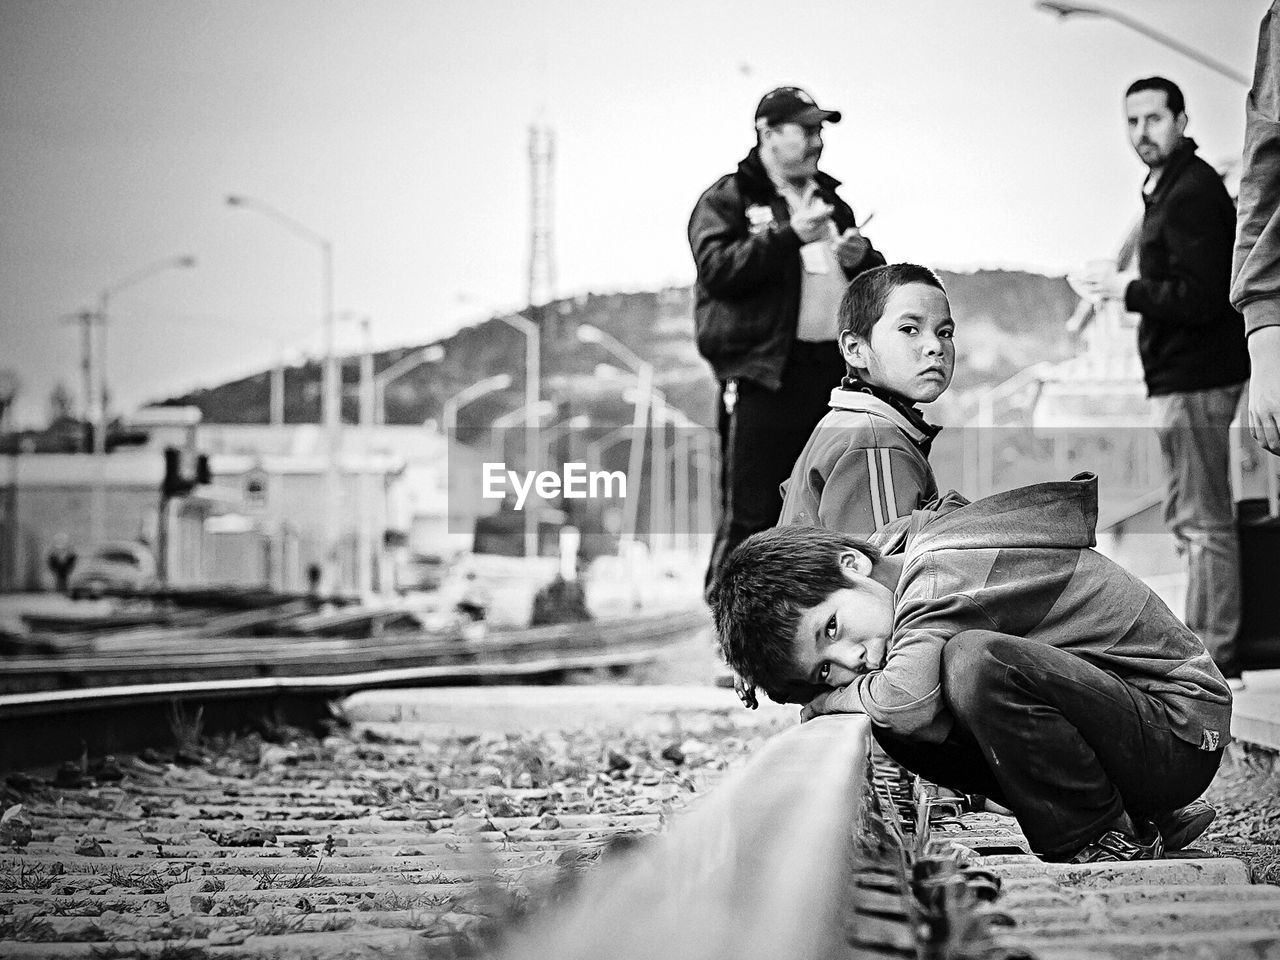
[576,323,654,545]
[586,425,631,470]
[90,254,196,542]
[344,313,376,598]
[492,400,555,431]
[495,314,540,558]
[540,414,591,465]
[658,406,701,556]
[489,400,555,471]
[441,373,513,433]
[1034,1,1250,86]
[226,194,341,592]
[373,345,445,425]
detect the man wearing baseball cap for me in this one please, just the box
[690,86,885,597]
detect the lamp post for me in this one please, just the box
[442,375,513,550]
[489,400,555,466]
[349,314,375,598]
[622,383,671,550]
[226,194,341,592]
[596,361,674,550]
[495,314,540,558]
[1034,2,1250,86]
[660,406,700,555]
[442,374,513,434]
[491,400,555,431]
[576,324,653,546]
[0,373,18,592]
[90,254,196,543]
[540,414,591,467]
[586,425,632,473]
[373,345,445,425]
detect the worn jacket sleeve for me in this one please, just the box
[1232,0,1280,335]
[688,185,802,299]
[1125,182,1233,326]
[846,587,995,742]
[817,446,935,536]
[841,234,887,280]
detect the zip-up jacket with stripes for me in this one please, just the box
[779,388,938,536]
[840,473,1233,749]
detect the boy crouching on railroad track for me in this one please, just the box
[709,472,1231,864]
[778,262,951,537]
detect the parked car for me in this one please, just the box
[68,542,158,599]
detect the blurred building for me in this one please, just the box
[0,411,490,594]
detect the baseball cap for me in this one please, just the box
[754,87,842,126]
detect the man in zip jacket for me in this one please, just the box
[689,86,885,597]
[1083,77,1250,685]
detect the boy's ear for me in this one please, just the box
[838,330,868,371]
[837,549,874,580]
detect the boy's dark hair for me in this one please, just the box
[837,263,946,341]
[1125,76,1185,117]
[709,524,881,706]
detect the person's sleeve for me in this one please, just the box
[844,590,994,742]
[841,229,886,280]
[816,445,934,536]
[1232,1,1280,336]
[833,197,886,279]
[1124,183,1233,325]
[688,186,801,299]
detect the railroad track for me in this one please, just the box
[1,608,709,695]
[0,608,710,769]
[1,687,1278,958]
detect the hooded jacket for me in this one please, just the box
[688,148,885,390]
[779,386,939,535]
[849,473,1232,747]
[1231,0,1280,336]
[1124,137,1250,395]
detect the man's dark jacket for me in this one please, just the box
[1125,137,1250,396]
[688,148,885,391]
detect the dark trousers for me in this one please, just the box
[705,341,845,592]
[872,631,1223,860]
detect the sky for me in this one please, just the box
[0,0,1265,427]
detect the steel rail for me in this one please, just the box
[497,714,878,960]
[1,610,710,695]
[0,611,709,769]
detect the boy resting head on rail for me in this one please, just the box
[710,473,1230,863]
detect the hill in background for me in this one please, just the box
[159,268,1081,429]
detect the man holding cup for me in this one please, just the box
[1082,76,1250,686]
[689,86,884,598]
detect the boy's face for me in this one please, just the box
[841,282,955,403]
[785,550,892,700]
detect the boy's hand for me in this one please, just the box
[833,227,869,269]
[800,684,865,722]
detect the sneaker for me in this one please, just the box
[1067,821,1164,863]
[1152,800,1216,851]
